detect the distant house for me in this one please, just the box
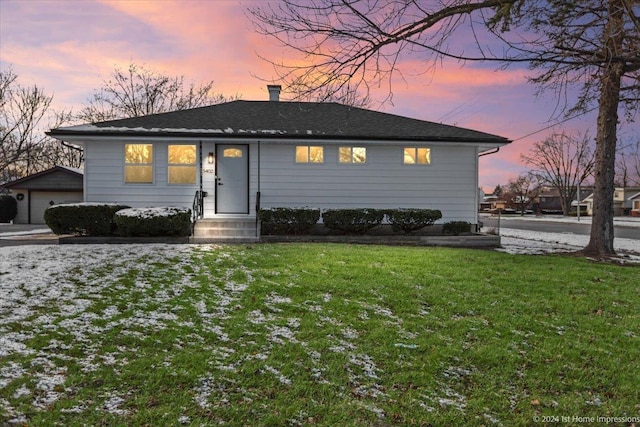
[583,186,640,216]
[47,86,510,240]
[629,191,640,216]
[1,166,84,224]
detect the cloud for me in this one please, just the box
[1,0,614,190]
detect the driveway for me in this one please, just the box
[0,224,58,246]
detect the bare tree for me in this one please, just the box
[1,68,74,182]
[292,83,373,108]
[78,63,237,122]
[522,132,595,216]
[615,138,640,186]
[248,0,640,257]
[507,174,540,215]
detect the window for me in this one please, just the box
[296,146,324,163]
[339,146,366,164]
[403,147,431,165]
[223,148,243,158]
[168,145,197,184]
[125,144,153,183]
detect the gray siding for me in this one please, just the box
[84,141,198,209]
[258,143,479,223]
[83,139,480,223]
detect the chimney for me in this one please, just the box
[267,85,281,102]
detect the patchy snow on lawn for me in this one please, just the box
[497,228,640,263]
[0,244,195,423]
[1,235,638,424]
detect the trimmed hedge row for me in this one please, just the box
[44,204,192,237]
[115,207,192,237]
[386,208,442,233]
[258,207,320,235]
[322,208,385,234]
[258,207,469,236]
[442,221,472,235]
[45,203,131,236]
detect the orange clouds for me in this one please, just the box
[96,0,278,100]
[1,0,610,189]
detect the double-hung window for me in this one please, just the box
[403,147,431,165]
[296,146,324,163]
[168,145,197,184]
[339,146,366,164]
[124,144,153,183]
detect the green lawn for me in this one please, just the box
[1,243,639,426]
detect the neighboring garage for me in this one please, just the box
[1,166,83,224]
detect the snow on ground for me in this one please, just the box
[1,226,638,423]
[485,214,640,262]
[499,228,639,254]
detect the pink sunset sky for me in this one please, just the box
[2,0,626,191]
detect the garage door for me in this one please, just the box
[30,191,84,224]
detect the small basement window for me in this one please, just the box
[296,146,324,163]
[403,147,431,165]
[168,145,197,184]
[125,144,153,183]
[339,146,366,164]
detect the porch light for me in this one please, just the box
[207,152,214,164]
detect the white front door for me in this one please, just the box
[216,144,249,214]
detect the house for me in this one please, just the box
[47,86,510,240]
[1,166,84,224]
[583,186,640,216]
[629,191,640,216]
[621,187,640,216]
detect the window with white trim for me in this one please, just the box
[403,147,431,165]
[124,144,153,183]
[296,146,324,163]
[168,145,197,184]
[339,146,366,164]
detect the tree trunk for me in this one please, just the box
[584,0,625,257]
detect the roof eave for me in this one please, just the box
[47,129,511,145]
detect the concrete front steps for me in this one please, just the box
[190,218,259,243]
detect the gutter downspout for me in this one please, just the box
[256,140,262,240]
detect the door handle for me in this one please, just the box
[218,181,224,186]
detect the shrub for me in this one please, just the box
[442,221,472,236]
[44,203,130,236]
[0,195,18,223]
[258,207,320,235]
[115,207,192,237]
[386,208,442,233]
[322,208,385,234]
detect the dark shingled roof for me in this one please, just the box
[49,100,510,144]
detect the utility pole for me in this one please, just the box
[577,182,581,222]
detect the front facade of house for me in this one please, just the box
[48,89,510,235]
